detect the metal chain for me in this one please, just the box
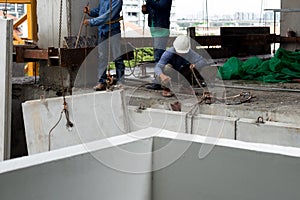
[67,0,71,37]
[58,0,63,47]
[2,0,8,19]
[107,0,113,71]
[105,0,113,88]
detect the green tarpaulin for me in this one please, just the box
[218,48,300,83]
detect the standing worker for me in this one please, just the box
[84,0,126,91]
[154,35,207,97]
[142,0,173,90]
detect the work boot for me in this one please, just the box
[93,83,107,91]
[146,83,162,90]
[162,88,174,97]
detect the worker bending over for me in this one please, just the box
[154,35,207,97]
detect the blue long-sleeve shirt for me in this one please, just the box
[88,0,122,36]
[154,47,208,76]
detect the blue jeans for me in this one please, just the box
[97,30,125,84]
[153,36,169,63]
[153,36,169,83]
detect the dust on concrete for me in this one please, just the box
[124,79,300,123]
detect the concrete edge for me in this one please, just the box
[2,127,300,175]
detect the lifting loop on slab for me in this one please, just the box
[2,9,7,19]
[48,99,74,151]
[256,116,264,124]
[58,0,63,48]
[2,0,8,19]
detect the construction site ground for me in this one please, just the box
[10,70,300,158]
[123,75,300,124]
[12,66,300,125]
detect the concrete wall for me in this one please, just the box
[0,130,153,200]
[128,106,300,148]
[1,128,300,200]
[280,0,300,50]
[152,132,300,200]
[0,19,13,160]
[22,90,129,154]
[37,0,98,48]
[237,118,300,147]
[128,107,187,133]
[23,91,300,156]
[128,107,237,139]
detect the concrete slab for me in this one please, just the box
[0,128,153,200]
[22,90,129,154]
[152,131,300,200]
[237,118,300,148]
[191,114,237,139]
[1,128,300,200]
[0,19,13,160]
[128,107,187,133]
[128,107,238,140]
[37,0,98,48]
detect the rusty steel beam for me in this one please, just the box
[13,34,299,66]
[14,45,48,63]
[59,48,94,67]
[122,37,175,48]
[221,35,273,46]
[280,36,300,43]
[14,45,95,67]
[23,49,48,60]
[196,36,222,46]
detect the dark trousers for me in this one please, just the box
[161,64,204,88]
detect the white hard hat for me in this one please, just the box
[173,35,190,54]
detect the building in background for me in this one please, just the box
[0,3,25,18]
[122,0,177,36]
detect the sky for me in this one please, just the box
[175,0,280,18]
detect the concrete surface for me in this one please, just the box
[280,0,300,50]
[0,128,153,200]
[124,79,300,124]
[22,82,300,154]
[37,0,98,48]
[22,90,129,154]
[128,106,187,133]
[237,118,300,148]
[0,19,13,160]
[191,114,237,139]
[1,127,300,200]
[128,107,237,139]
[152,129,300,200]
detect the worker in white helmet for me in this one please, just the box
[154,35,207,97]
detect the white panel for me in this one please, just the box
[0,129,153,200]
[280,0,300,50]
[192,114,237,139]
[1,128,300,200]
[128,107,187,133]
[0,19,13,160]
[237,118,300,148]
[37,0,98,48]
[128,107,237,139]
[152,131,300,200]
[22,90,128,154]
